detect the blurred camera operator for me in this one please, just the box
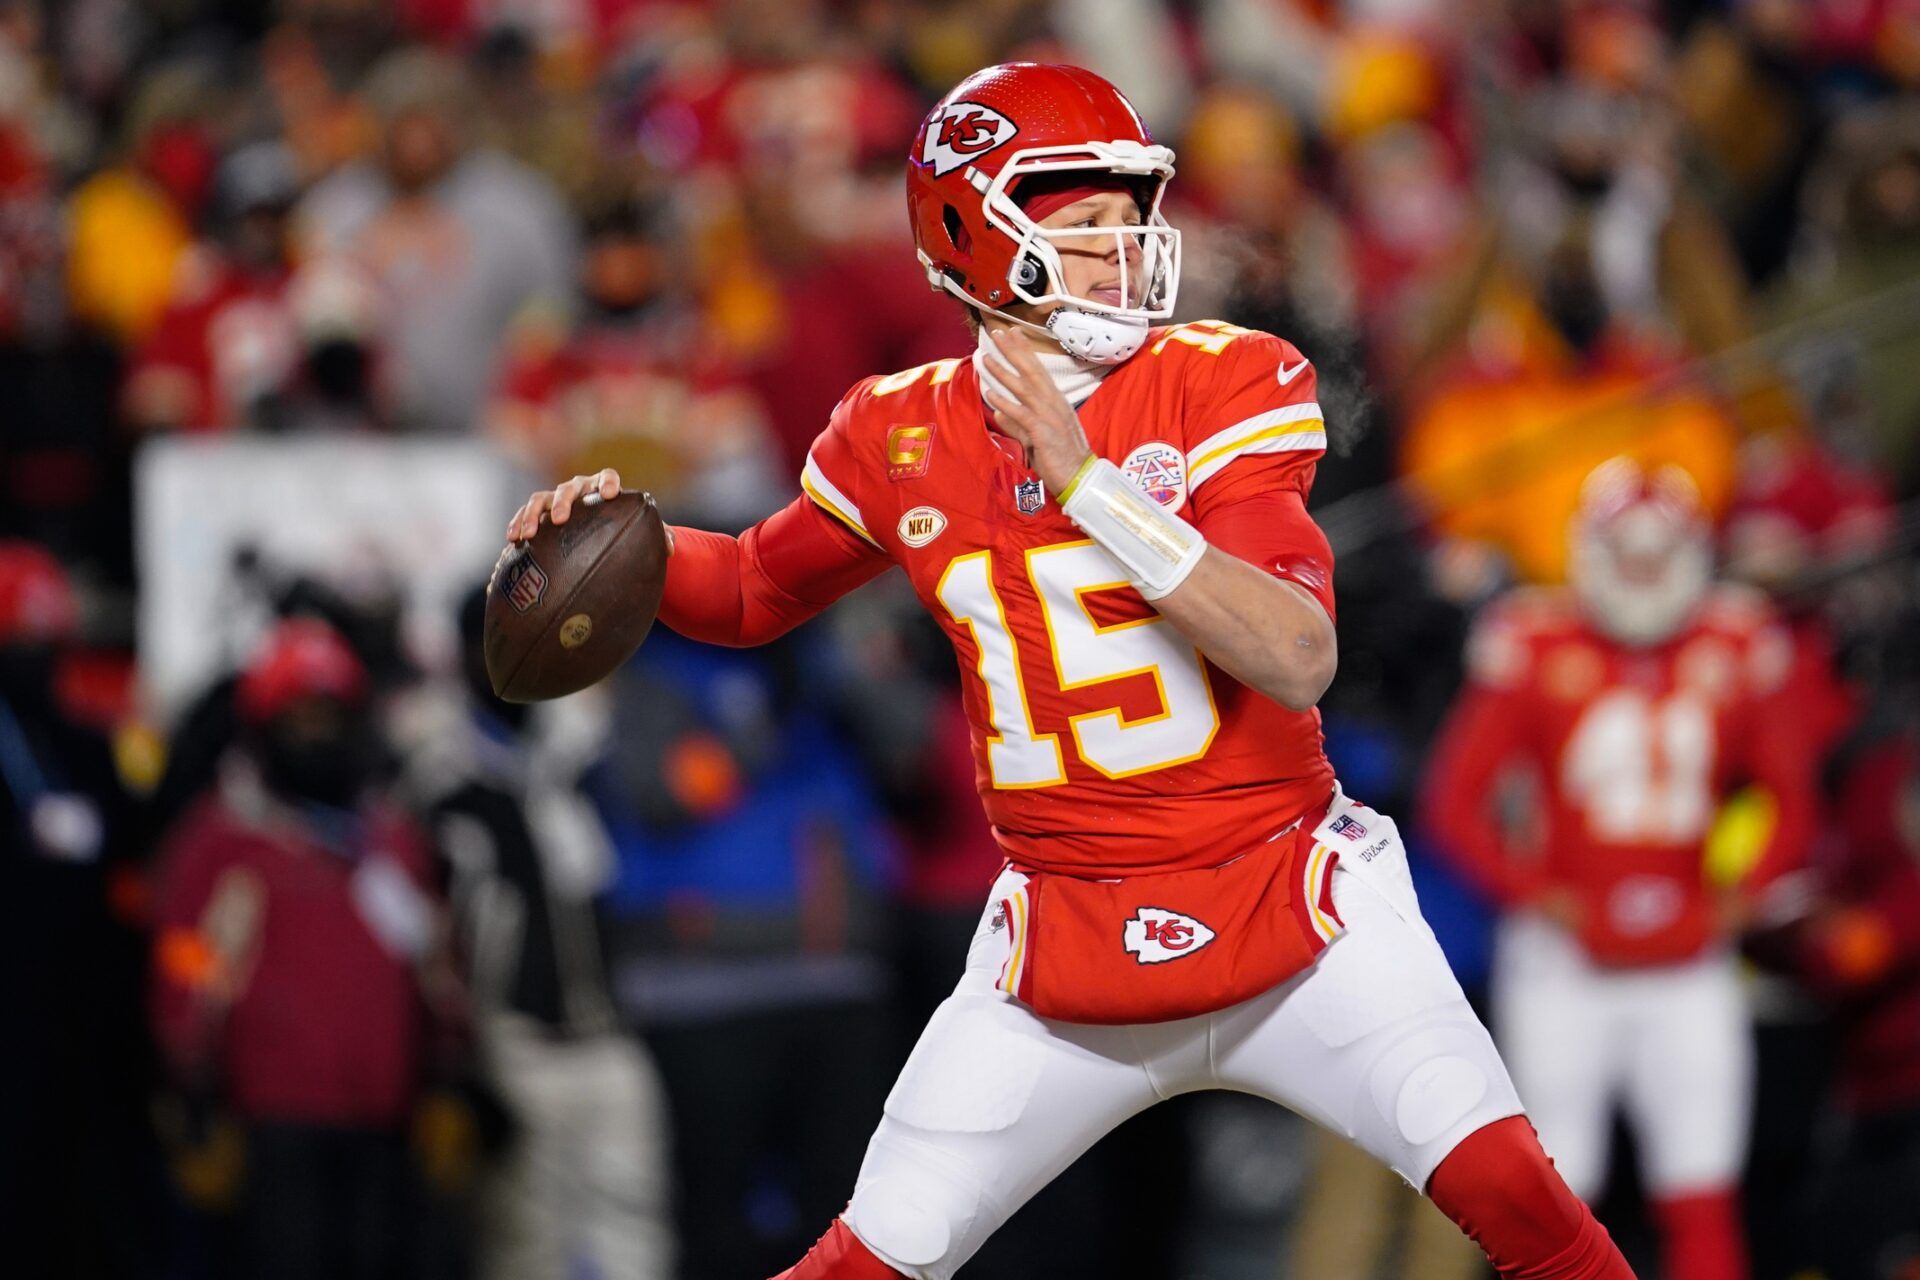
[399,583,673,1280]
[149,618,451,1280]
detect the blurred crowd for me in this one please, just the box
[2,0,1919,1277]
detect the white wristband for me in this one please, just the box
[1058,456,1207,600]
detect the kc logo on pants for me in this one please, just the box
[1123,907,1217,964]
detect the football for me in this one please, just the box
[484,490,669,702]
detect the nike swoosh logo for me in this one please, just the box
[1276,359,1310,385]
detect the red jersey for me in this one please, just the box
[1423,586,1815,966]
[799,320,1337,876]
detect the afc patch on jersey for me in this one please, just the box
[1121,441,1188,511]
[1123,907,1217,964]
[921,102,1019,176]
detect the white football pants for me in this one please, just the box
[843,810,1524,1279]
[1491,915,1753,1202]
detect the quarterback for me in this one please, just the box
[509,63,1635,1279]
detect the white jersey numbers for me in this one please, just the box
[936,552,1068,788]
[871,358,963,397]
[1560,689,1716,844]
[937,543,1220,788]
[1149,319,1252,357]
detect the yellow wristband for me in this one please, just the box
[1056,453,1100,506]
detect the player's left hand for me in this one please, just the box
[980,326,1095,495]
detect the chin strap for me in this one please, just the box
[1044,308,1149,363]
[941,271,1152,365]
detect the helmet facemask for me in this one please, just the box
[926,139,1182,363]
[1570,467,1714,646]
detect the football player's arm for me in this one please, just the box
[979,327,1335,710]
[1420,680,1551,910]
[659,497,891,646]
[507,468,890,647]
[1151,492,1337,711]
[1731,666,1820,902]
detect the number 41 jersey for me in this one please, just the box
[802,321,1338,878]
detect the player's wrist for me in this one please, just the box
[1058,457,1207,600]
[1055,452,1100,505]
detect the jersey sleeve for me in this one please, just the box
[1726,605,1816,894]
[1182,327,1328,515]
[658,500,891,648]
[1174,327,1335,616]
[1195,490,1337,622]
[798,383,884,551]
[1420,599,1552,908]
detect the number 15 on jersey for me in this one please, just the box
[935,542,1221,788]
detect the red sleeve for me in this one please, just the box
[658,496,892,647]
[148,810,230,1084]
[1733,622,1818,894]
[1420,606,1551,908]
[1182,328,1327,514]
[1194,488,1337,622]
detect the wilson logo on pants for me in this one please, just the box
[1123,908,1217,964]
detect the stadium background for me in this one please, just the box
[2,0,1918,1276]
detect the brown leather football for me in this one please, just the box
[484,490,668,702]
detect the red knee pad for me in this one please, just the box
[773,1218,907,1280]
[1426,1116,1637,1279]
[1652,1189,1747,1280]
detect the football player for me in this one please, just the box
[1424,460,1817,1280]
[510,63,1634,1280]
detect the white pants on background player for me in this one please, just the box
[1492,917,1753,1201]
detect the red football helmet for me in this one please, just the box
[907,63,1179,361]
[1569,458,1714,645]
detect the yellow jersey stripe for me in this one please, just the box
[800,469,878,546]
[1188,423,1327,489]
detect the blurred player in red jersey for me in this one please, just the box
[510,64,1634,1280]
[1424,460,1818,1280]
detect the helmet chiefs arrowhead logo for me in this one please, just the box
[1123,907,1217,964]
[922,102,1018,176]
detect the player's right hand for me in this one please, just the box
[506,468,622,542]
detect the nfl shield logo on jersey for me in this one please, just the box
[1328,813,1368,841]
[500,552,549,613]
[1123,907,1217,964]
[1014,477,1046,516]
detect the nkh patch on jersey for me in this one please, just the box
[1123,907,1217,964]
[921,102,1018,176]
[898,506,947,547]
